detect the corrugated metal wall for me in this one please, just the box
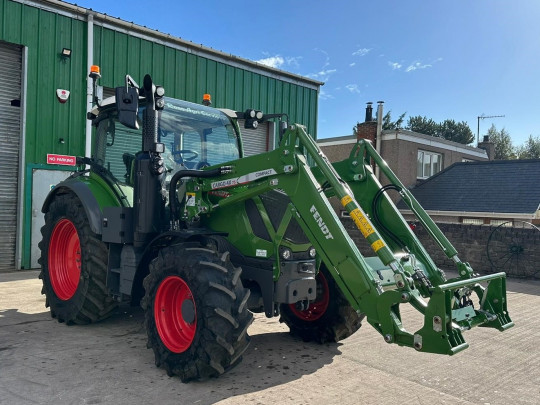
[92,25,318,143]
[0,41,22,271]
[0,0,88,165]
[0,0,318,164]
[0,0,319,268]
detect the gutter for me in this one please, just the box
[13,0,324,90]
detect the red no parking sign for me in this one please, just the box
[47,154,76,166]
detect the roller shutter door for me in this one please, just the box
[239,121,269,157]
[0,42,22,271]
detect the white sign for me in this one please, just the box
[211,168,277,190]
[56,89,70,103]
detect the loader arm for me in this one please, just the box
[183,124,513,355]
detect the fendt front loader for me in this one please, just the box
[39,69,513,382]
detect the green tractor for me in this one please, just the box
[39,70,513,382]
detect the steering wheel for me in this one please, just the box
[172,149,199,162]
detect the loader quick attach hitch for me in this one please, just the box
[370,271,512,354]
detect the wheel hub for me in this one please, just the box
[289,271,330,321]
[154,276,197,353]
[48,219,81,300]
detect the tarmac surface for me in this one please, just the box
[1,270,539,405]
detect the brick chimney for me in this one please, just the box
[478,135,495,160]
[354,102,377,142]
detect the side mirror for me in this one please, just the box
[115,86,139,129]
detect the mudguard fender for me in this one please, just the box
[42,179,104,235]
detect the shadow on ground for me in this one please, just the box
[0,303,341,404]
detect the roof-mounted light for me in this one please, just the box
[89,65,101,79]
[203,93,212,106]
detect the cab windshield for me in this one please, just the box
[160,98,240,170]
[95,97,241,184]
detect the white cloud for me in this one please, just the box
[352,48,371,57]
[308,48,337,82]
[319,89,334,100]
[345,84,361,94]
[405,61,432,72]
[318,69,337,76]
[405,58,442,73]
[257,55,285,68]
[389,61,402,70]
[256,54,303,69]
[308,68,337,82]
[314,48,331,69]
[349,62,356,67]
[286,56,302,68]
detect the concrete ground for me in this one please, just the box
[1,270,539,405]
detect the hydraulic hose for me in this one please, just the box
[168,166,231,220]
[371,184,407,250]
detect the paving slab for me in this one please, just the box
[1,270,538,405]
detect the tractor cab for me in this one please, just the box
[91,96,242,187]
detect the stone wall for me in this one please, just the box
[341,218,540,279]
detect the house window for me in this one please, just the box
[490,219,513,227]
[462,218,484,225]
[417,150,443,179]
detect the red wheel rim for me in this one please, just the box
[154,276,197,353]
[289,271,330,321]
[48,219,81,300]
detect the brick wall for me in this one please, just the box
[341,218,540,279]
[319,143,356,162]
[354,121,377,142]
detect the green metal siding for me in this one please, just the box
[0,0,319,268]
[92,25,318,137]
[0,0,88,165]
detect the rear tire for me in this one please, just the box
[279,266,364,343]
[38,193,117,324]
[142,243,252,382]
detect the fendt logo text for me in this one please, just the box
[310,205,334,240]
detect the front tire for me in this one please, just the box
[38,192,117,324]
[279,266,364,343]
[142,243,253,382]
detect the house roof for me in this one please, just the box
[382,129,488,159]
[400,159,540,214]
[317,135,357,145]
[318,130,488,159]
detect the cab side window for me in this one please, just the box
[95,118,142,184]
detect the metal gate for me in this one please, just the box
[0,41,22,271]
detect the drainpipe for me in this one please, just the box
[85,13,94,160]
[375,101,384,180]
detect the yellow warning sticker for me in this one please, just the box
[350,209,374,238]
[186,192,196,207]
[371,239,385,252]
[341,195,353,207]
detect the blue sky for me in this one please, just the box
[73,0,540,146]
